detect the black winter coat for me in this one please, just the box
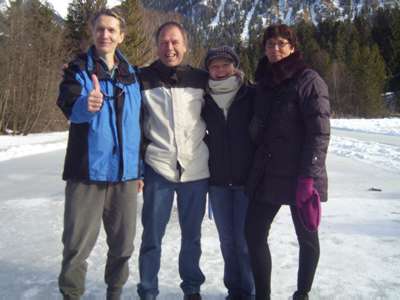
[247,52,330,205]
[202,82,255,187]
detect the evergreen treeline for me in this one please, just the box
[238,8,400,117]
[0,1,399,134]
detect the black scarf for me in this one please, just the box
[152,59,192,86]
[255,51,308,88]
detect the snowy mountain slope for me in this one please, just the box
[4,0,395,43]
[0,0,6,11]
[143,0,396,41]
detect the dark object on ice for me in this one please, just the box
[368,187,382,192]
[184,293,202,300]
[140,295,156,300]
[293,291,309,300]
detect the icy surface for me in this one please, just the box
[0,118,399,299]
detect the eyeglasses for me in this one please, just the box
[265,41,290,49]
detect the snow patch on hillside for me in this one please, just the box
[210,0,227,28]
[240,0,260,41]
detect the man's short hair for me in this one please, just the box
[155,21,188,45]
[90,8,127,33]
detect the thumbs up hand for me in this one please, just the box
[88,74,104,112]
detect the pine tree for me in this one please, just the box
[238,47,252,81]
[316,19,335,56]
[357,45,387,116]
[326,60,348,116]
[118,0,151,66]
[345,38,362,116]
[296,20,316,51]
[296,21,330,76]
[372,7,400,94]
[353,15,371,47]
[246,28,264,80]
[64,0,106,55]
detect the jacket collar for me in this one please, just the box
[255,51,308,88]
[151,60,191,85]
[87,46,136,85]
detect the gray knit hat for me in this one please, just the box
[205,46,240,70]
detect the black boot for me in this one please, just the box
[106,287,122,300]
[293,291,309,300]
[225,295,241,300]
[140,294,157,300]
[184,293,202,300]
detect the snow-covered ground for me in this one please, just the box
[0,131,67,162]
[0,118,399,299]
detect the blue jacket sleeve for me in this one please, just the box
[57,63,96,123]
[70,94,96,123]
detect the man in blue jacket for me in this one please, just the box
[56,8,143,300]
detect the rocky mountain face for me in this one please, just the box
[142,0,396,42]
[0,0,7,11]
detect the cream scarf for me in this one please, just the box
[208,75,242,119]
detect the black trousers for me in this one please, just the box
[245,201,320,300]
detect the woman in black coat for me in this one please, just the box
[202,46,256,300]
[245,24,330,300]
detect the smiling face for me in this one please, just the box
[157,25,187,67]
[92,15,124,58]
[208,58,236,81]
[264,37,295,63]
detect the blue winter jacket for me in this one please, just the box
[57,46,142,182]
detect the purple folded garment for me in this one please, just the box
[297,190,321,232]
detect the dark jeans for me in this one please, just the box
[245,201,320,300]
[59,180,138,299]
[209,186,255,298]
[137,164,208,298]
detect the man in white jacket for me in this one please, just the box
[137,21,209,300]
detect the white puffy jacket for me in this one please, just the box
[139,60,209,182]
